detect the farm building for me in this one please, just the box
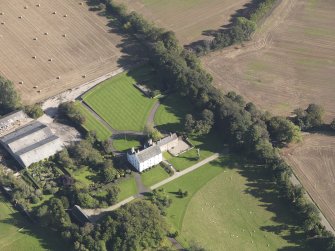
[71,205,90,225]
[0,121,63,168]
[127,133,179,172]
[0,110,30,136]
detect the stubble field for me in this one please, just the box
[0,0,123,104]
[203,0,335,121]
[283,133,335,230]
[116,0,252,45]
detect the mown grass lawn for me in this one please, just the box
[154,94,193,132]
[83,67,157,132]
[141,166,170,188]
[74,101,112,141]
[69,166,96,187]
[162,158,310,250]
[112,135,142,152]
[116,175,138,201]
[165,132,223,171]
[0,196,68,251]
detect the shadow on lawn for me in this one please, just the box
[236,164,310,250]
[0,208,68,251]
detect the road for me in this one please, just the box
[82,153,220,222]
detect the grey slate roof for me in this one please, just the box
[0,111,26,127]
[136,145,161,163]
[157,133,178,147]
[0,121,63,167]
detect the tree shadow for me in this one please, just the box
[185,0,264,50]
[235,164,312,250]
[0,199,70,250]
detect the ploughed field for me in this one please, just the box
[0,0,123,104]
[283,133,335,230]
[203,0,335,121]
[116,0,252,45]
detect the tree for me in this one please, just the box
[330,119,335,131]
[230,17,256,43]
[102,165,118,183]
[293,104,324,130]
[268,116,302,144]
[0,76,21,115]
[59,101,86,126]
[76,193,97,208]
[24,104,44,119]
[106,186,120,205]
[144,123,163,141]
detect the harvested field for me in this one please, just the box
[283,133,335,230]
[0,0,124,104]
[116,0,252,44]
[203,0,335,121]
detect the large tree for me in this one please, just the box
[0,76,21,115]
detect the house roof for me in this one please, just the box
[157,133,178,147]
[135,145,161,163]
[0,110,27,127]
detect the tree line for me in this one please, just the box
[95,1,335,249]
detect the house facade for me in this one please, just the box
[127,133,179,172]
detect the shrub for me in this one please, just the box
[24,104,44,119]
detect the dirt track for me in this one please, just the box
[0,0,124,104]
[203,0,335,121]
[283,133,335,230]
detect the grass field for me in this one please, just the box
[283,132,335,230]
[74,102,112,141]
[117,175,138,201]
[116,0,252,44]
[0,0,123,104]
[83,68,157,132]
[154,95,193,132]
[0,196,67,251]
[164,132,223,171]
[69,166,95,188]
[141,166,170,188]
[203,0,335,122]
[162,158,310,250]
[112,135,142,152]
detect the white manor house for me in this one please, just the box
[127,133,178,172]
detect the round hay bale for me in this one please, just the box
[79,2,83,5]
[36,4,40,7]
[19,81,23,85]
[56,76,60,79]
[19,16,23,19]
[62,34,66,37]
[37,90,41,93]
[33,37,38,40]
[1,22,5,25]
[44,32,48,35]
[24,6,28,9]
[32,56,37,59]
[33,86,38,89]
[0,12,4,16]
[82,75,86,78]
[48,58,53,62]
[64,14,67,17]
[52,11,57,14]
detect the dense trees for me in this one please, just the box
[59,101,86,127]
[267,116,302,144]
[184,109,214,135]
[331,119,335,131]
[293,104,325,130]
[0,76,21,115]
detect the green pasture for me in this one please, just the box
[83,67,157,132]
[75,102,112,141]
[162,158,310,250]
[0,197,67,251]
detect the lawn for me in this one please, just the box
[164,132,223,171]
[83,66,157,132]
[68,166,96,188]
[112,135,142,152]
[74,102,112,141]
[0,196,68,251]
[141,166,170,188]
[154,94,193,132]
[162,158,310,250]
[116,175,138,201]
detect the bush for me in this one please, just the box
[0,76,21,115]
[24,104,44,119]
[59,101,86,127]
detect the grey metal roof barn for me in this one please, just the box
[0,121,63,167]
